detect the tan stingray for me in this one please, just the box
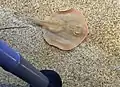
[37,8,88,50]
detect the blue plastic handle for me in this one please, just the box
[0,40,49,87]
[0,40,62,87]
[0,40,20,67]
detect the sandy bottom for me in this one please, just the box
[0,0,120,87]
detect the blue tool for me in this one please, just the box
[0,40,62,87]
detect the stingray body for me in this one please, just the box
[36,8,88,50]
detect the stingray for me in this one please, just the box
[0,8,88,50]
[34,8,88,50]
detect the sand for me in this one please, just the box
[0,0,120,87]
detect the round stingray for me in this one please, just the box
[41,8,88,50]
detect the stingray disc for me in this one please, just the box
[41,8,88,50]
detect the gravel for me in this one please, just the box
[0,0,120,87]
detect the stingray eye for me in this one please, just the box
[74,31,81,36]
[73,26,82,36]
